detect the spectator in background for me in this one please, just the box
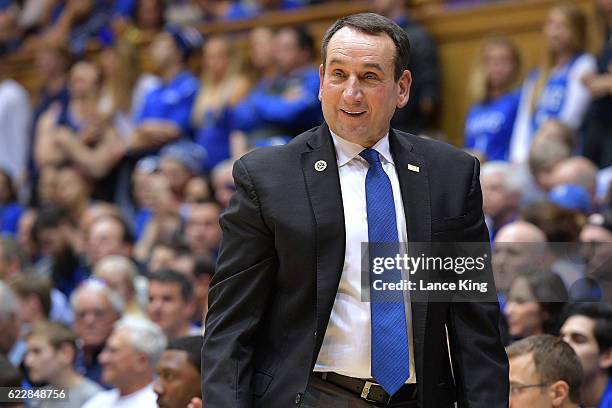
[71,279,124,386]
[550,156,598,208]
[154,336,203,408]
[247,26,278,82]
[159,141,206,203]
[0,236,73,326]
[371,0,440,134]
[0,62,32,184]
[192,35,251,172]
[493,221,548,302]
[183,175,211,203]
[0,168,24,236]
[147,269,200,341]
[210,159,235,209]
[85,214,134,269]
[582,0,612,168]
[184,200,222,259]
[529,137,571,192]
[561,302,612,408]
[55,165,94,223]
[129,28,200,152]
[35,61,126,203]
[0,2,22,55]
[82,317,166,408]
[507,334,582,408]
[27,39,71,200]
[481,161,522,240]
[8,274,51,331]
[43,0,111,56]
[505,271,568,340]
[17,208,39,264]
[232,26,321,146]
[32,207,88,297]
[464,36,521,162]
[79,202,122,239]
[169,250,215,324]
[0,281,23,367]
[130,156,158,239]
[25,322,102,408]
[579,212,612,303]
[94,255,144,317]
[521,201,585,242]
[511,2,596,163]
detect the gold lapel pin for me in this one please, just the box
[407,164,420,173]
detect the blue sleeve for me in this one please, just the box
[252,73,321,127]
[464,107,477,149]
[135,89,158,124]
[0,204,23,236]
[231,94,261,132]
[169,81,198,138]
[113,0,136,18]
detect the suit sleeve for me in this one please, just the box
[202,158,277,408]
[446,157,509,408]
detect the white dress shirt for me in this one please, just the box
[314,131,416,383]
[81,383,157,408]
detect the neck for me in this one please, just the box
[488,84,505,100]
[553,51,573,67]
[119,375,151,396]
[581,372,610,407]
[46,75,67,95]
[162,64,183,83]
[52,368,82,389]
[169,321,192,341]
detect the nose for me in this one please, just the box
[153,378,164,396]
[342,76,363,105]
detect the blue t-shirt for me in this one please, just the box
[194,106,233,172]
[464,89,520,161]
[600,378,612,408]
[137,70,199,139]
[0,202,23,236]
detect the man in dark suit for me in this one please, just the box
[202,13,508,408]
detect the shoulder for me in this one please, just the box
[395,130,477,172]
[571,53,597,75]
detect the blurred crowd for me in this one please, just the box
[0,0,612,407]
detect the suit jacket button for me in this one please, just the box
[295,393,303,404]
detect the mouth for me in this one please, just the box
[340,109,366,117]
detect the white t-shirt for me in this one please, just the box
[81,383,157,408]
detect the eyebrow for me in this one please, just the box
[328,58,384,72]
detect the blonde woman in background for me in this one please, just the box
[191,35,251,172]
[510,1,597,163]
[464,36,522,162]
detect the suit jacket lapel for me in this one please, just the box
[389,129,431,386]
[301,124,346,364]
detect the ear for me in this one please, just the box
[549,380,570,407]
[58,343,76,367]
[599,347,612,370]
[396,70,412,109]
[318,64,324,101]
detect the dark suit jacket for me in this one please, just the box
[202,123,509,407]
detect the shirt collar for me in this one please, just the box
[329,130,394,167]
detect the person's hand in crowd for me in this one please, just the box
[149,173,179,216]
[187,397,202,408]
[582,71,612,98]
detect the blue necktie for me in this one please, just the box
[360,148,410,396]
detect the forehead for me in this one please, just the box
[509,353,539,380]
[158,349,189,369]
[562,315,596,337]
[325,27,395,67]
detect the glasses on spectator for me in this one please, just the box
[509,382,549,395]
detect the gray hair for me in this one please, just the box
[211,159,234,182]
[0,282,18,321]
[70,278,125,316]
[321,12,411,81]
[114,316,167,366]
[94,255,138,293]
[480,161,523,194]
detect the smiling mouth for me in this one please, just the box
[341,109,366,117]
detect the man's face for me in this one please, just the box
[37,226,69,258]
[147,281,192,338]
[154,350,201,408]
[509,353,553,408]
[481,172,513,220]
[0,314,19,354]
[87,218,128,266]
[319,27,411,147]
[99,329,147,388]
[274,29,303,75]
[25,337,65,383]
[151,33,179,71]
[185,204,222,254]
[74,292,119,348]
[561,316,601,379]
